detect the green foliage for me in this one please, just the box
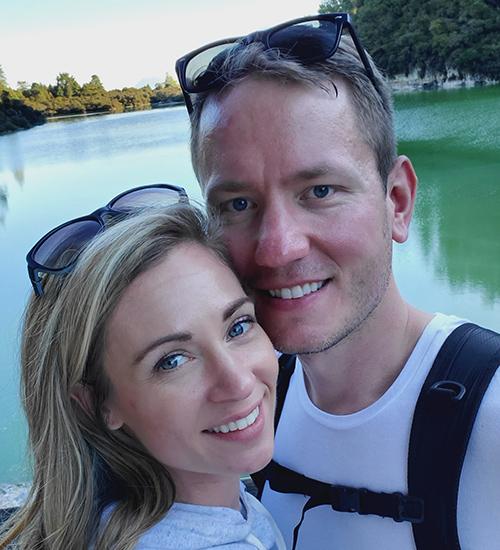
[0,65,7,87]
[52,72,82,98]
[0,90,45,134]
[150,73,183,107]
[0,69,184,134]
[319,0,361,13]
[318,0,500,79]
[109,87,152,112]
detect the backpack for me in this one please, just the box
[251,323,500,550]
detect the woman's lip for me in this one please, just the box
[204,405,266,441]
[204,401,262,432]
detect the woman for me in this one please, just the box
[0,185,284,550]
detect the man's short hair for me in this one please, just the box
[190,35,397,190]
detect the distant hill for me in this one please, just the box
[135,76,163,88]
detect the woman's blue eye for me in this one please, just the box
[312,185,332,198]
[155,353,188,372]
[228,318,253,339]
[231,198,249,212]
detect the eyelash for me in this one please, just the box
[302,185,336,200]
[152,316,255,374]
[153,352,189,373]
[227,315,255,340]
[217,185,335,215]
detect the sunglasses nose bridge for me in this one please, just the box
[89,205,120,225]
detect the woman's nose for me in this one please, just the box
[205,349,255,403]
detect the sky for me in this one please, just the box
[0,0,323,90]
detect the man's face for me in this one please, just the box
[198,78,398,354]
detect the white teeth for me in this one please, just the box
[282,288,292,299]
[269,280,325,300]
[208,406,260,434]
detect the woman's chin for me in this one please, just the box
[244,443,274,475]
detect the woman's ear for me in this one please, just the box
[71,382,96,418]
[71,383,124,430]
[100,403,124,431]
[386,155,418,244]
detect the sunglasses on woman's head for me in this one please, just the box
[175,12,378,113]
[26,184,189,296]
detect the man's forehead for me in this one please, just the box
[198,77,346,144]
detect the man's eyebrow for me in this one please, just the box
[133,332,192,365]
[290,165,335,181]
[223,296,253,322]
[205,180,248,203]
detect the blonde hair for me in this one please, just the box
[0,205,229,550]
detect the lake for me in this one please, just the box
[1,86,499,484]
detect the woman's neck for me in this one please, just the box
[173,473,242,510]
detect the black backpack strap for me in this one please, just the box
[409,322,500,549]
[274,353,297,429]
[251,353,296,498]
[263,459,423,550]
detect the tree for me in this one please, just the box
[0,65,8,94]
[319,0,500,80]
[319,0,362,13]
[53,73,81,98]
[81,74,105,95]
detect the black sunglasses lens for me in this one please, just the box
[33,219,102,269]
[268,20,340,61]
[110,186,184,210]
[185,43,237,91]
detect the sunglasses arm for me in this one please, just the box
[28,267,45,297]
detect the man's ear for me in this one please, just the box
[386,155,418,244]
[71,383,124,430]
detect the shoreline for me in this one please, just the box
[0,483,30,510]
[390,74,499,93]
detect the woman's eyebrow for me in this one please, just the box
[223,296,253,321]
[133,332,192,366]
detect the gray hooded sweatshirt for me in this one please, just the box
[104,483,286,550]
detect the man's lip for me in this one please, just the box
[253,278,330,293]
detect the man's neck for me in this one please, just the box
[299,281,433,415]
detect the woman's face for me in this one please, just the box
[103,242,277,496]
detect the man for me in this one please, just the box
[175,14,500,549]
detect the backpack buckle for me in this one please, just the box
[393,493,425,523]
[429,380,466,401]
[332,485,363,513]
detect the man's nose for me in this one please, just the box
[254,203,309,268]
[206,349,255,403]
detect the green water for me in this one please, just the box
[393,86,500,319]
[0,86,499,483]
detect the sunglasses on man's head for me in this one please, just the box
[26,184,188,296]
[175,12,378,114]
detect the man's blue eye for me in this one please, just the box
[313,185,331,198]
[231,198,248,212]
[228,318,253,339]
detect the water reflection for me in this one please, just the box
[0,108,190,177]
[411,142,500,301]
[395,85,500,304]
[0,185,7,225]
